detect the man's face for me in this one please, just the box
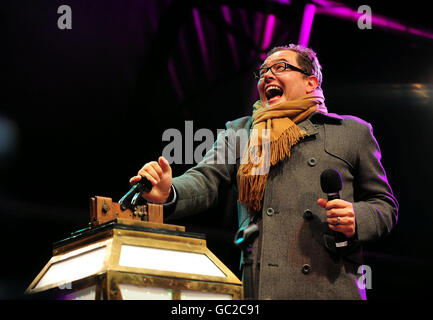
[257,50,310,107]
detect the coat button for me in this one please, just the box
[301,264,312,275]
[307,157,317,166]
[266,207,274,216]
[303,209,313,220]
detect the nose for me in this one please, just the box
[262,69,276,82]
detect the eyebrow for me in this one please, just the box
[260,58,289,69]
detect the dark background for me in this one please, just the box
[1,0,433,300]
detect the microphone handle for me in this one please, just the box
[327,193,349,248]
[137,176,153,193]
[119,177,153,209]
[119,183,139,205]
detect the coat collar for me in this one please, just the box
[310,111,343,124]
[298,112,343,136]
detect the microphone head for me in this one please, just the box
[320,169,343,193]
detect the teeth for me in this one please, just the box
[265,85,283,94]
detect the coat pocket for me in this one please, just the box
[323,123,356,170]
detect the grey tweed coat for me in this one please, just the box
[167,111,398,300]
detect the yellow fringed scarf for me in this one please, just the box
[237,89,327,212]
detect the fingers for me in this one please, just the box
[149,161,163,177]
[138,161,161,185]
[318,198,356,238]
[158,156,171,172]
[328,222,356,238]
[134,157,171,186]
[317,198,327,208]
[129,175,142,185]
[325,205,355,228]
[325,207,355,218]
[317,198,354,219]
[327,215,354,226]
[128,157,173,204]
[323,199,350,210]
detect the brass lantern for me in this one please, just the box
[25,196,243,300]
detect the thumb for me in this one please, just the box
[317,198,328,208]
[158,156,171,172]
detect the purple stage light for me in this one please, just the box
[315,6,356,21]
[252,11,264,61]
[146,0,158,32]
[298,3,316,47]
[254,11,265,49]
[407,27,433,40]
[238,8,257,62]
[371,16,406,31]
[262,14,276,51]
[168,58,183,101]
[221,5,232,25]
[373,150,382,162]
[270,0,291,4]
[313,0,433,40]
[222,5,240,69]
[239,8,252,37]
[178,27,194,84]
[356,265,367,300]
[192,8,211,81]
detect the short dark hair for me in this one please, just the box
[265,44,323,87]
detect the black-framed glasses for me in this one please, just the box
[253,61,310,80]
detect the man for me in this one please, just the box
[129,44,398,299]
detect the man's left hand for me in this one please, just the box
[317,198,356,238]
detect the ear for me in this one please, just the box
[305,75,319,93]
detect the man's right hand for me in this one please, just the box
[129,156,173,204]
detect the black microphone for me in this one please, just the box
[119,176,153,210]
[320,169,348,248]
[234,223,259,249]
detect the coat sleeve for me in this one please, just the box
[167,118,251,220]
[352,122,399,243]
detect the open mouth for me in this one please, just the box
[265,85,283,102]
